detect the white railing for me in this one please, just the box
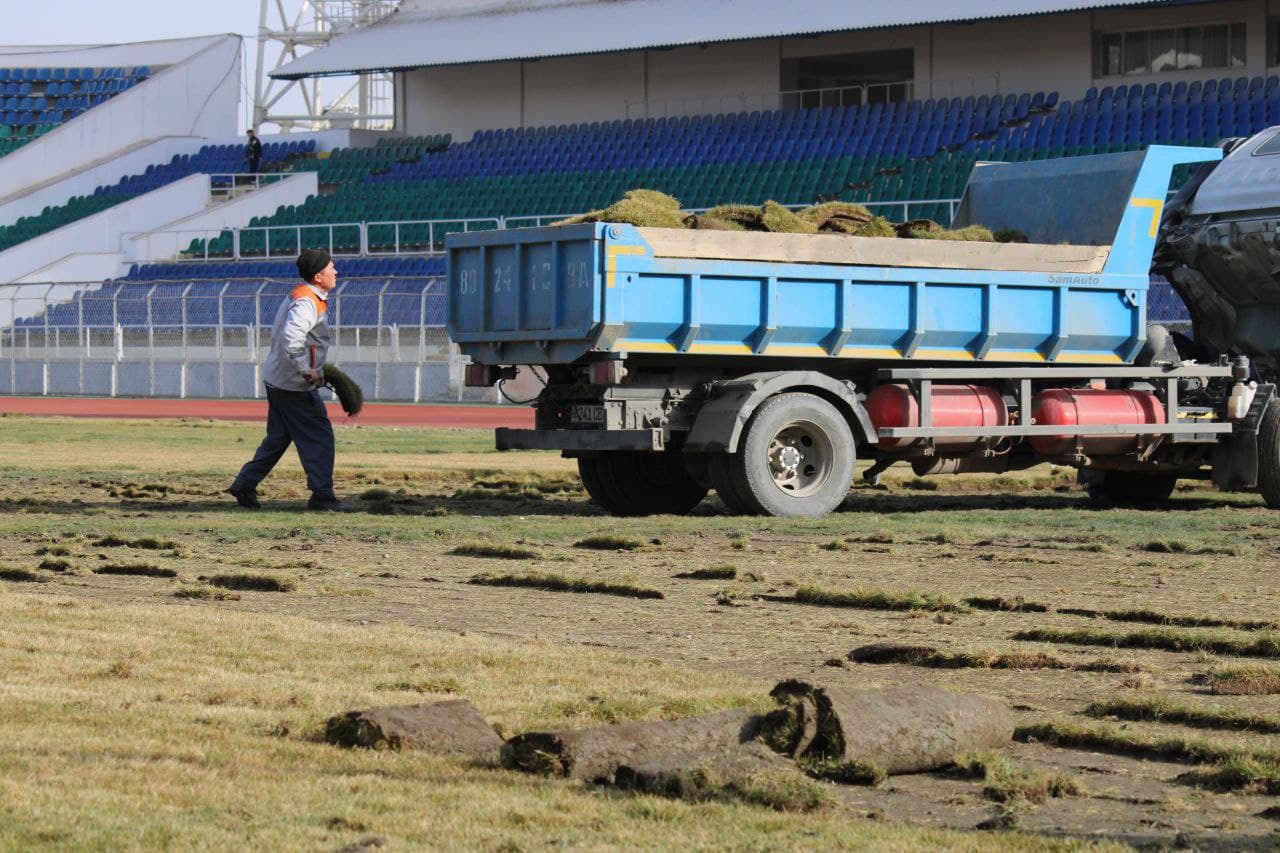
[167,218,505,261]
[363,218,503,256]
[624,84,915,120]
[778,82,916,111]
[864,198,962,223]
[624,75,1004,120]
[505,201,963,231]
[684,198,963,223]
[501,214,579,229]
[157,199,963,262]
[166,222,366,261]
[207,173,289,200]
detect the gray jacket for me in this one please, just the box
[262,283,330,392]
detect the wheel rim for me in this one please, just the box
[765,419,834,498]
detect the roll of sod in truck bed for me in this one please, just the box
[761,680,1014,775]
[553,191,988,240]
[502,708,761,782]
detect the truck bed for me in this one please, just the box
[447,146,1223,368]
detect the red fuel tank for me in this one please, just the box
[867,384,1008,450]
[1031,389,1165,456]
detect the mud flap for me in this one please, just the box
[1212,383,1276,490]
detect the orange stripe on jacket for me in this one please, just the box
[291,284,327,315]
[291,285,325,370]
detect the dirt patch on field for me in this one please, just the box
[6,450,1280,844]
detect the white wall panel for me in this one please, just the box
[401,62,522,140]
[3,175,211,284]
[0,36,242,203]
[523,52,644,126]
[0,138,210,228]
[121,172,320,268]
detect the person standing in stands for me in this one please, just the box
[246,128,263,174]
[227,249,351,512]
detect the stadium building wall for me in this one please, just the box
[397,0,1279,139]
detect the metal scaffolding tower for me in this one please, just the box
[254,0,398,132]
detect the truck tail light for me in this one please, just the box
[465,364,499,387]
[590,360,627,385]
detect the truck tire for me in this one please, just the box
[707,452,756,514]
[711,392,856,517]
[578,451,709,516]
[1087,470,1179,505]
[1257,400,1280,508]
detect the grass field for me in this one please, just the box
[2,414,1279,849]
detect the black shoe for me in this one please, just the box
[226,484,261,509]
[307,497,353,512]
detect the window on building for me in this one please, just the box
[1098,22,1245,76]
[780,49,914,109]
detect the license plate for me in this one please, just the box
[570,405,605,424]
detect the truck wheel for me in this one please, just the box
[682,453,712,489]
[1087,470,1179,505]
[1257,400,1280,508]
[577,451,709,516]
[707,453,756,514]
[712,392,856,517]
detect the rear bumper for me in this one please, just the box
[495,428,664,452]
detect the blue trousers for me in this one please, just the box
[233,384,335,500]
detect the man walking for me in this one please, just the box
[245,129,263,174]
[227,248,350,512]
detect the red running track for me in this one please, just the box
[0,396,534,429]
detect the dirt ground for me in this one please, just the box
[2,416,1279,847]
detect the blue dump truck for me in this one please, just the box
[447,143,1280,517]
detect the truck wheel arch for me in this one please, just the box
[684,370,876,453]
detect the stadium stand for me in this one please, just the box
[9,73,1274,262]
[0,66,152,157]
[0,140,316,252]
[181,73,1280,260]
[12,75,1273,332]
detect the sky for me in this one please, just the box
[2,1,262,47]
[1,1,316,132]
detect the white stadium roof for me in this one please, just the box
[273,0,1170,79]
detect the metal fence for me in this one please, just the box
[0,278,499,404]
